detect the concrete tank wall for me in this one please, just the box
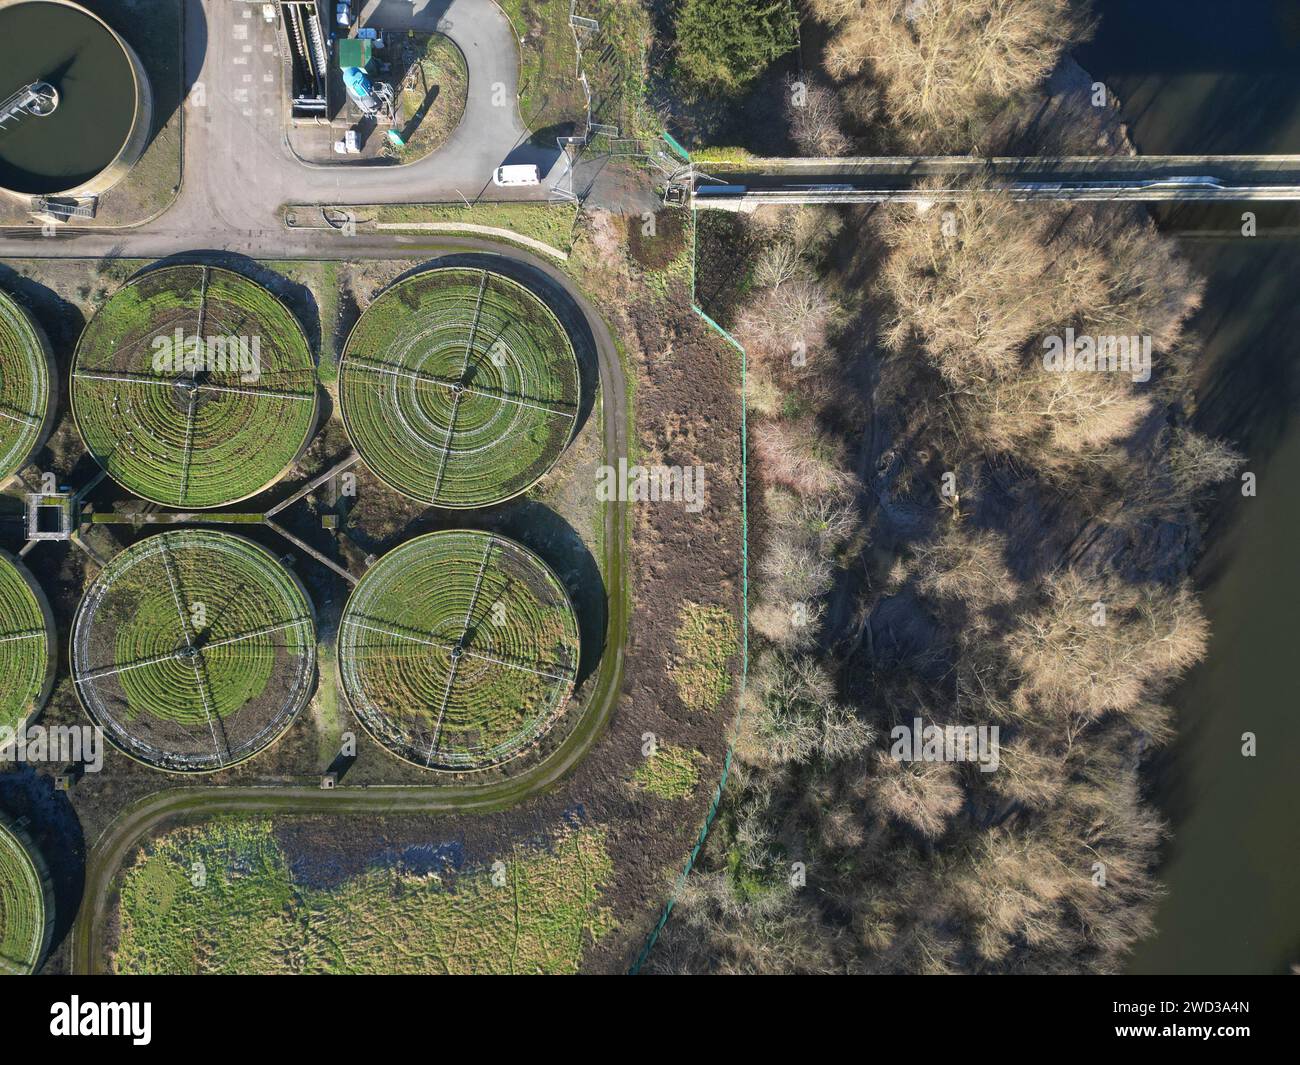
[0,0,153,200]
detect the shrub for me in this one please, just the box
[627,209,688,271]
[673,0,799,95]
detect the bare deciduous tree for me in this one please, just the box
[808,0,1091,140]
[1008,571,1209,721]
[878,182,1203,457]
[739,652,872,766]
[863,752,964,838]
[784,75,852,157]
[753,419,855,498]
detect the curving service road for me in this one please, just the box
[0,0,566,259]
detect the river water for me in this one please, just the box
[1077,0,1300,974]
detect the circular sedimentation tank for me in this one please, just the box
[0,289,54,481]
[0,551,55,739]
[0,814,53,974]
[0,0,152,198]
[71,529,317,773]
[71,265,319,508]
[338,530,580,771]
[339,267,580,509]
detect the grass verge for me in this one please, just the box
[113,817,614,973]
[672,602,741,712]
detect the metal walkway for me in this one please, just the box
[692,154,1300,205]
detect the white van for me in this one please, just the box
[493,164,540,187]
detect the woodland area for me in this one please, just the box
[651,0,1241,973]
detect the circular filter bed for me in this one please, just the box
[71,265,318,508]
[0,551,54,738]
[0,290,53,481]
[71,529,317,772]
[338,530,580,771]
[339,267,580,508]
[0,816,52,975]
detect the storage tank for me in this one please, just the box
[0,0,152,199]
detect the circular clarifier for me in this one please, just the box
[0,289,54,481]
[0,815,53,974]
[339,268,581,508]
[0,0,152,197]
[0,550,54,740]
[71,530,317,772]
[71,265,318,508]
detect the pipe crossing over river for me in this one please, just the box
[690,154,1300,205]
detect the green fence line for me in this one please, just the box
[629,206,751,974]
[662,131,692,163]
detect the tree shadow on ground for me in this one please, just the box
[0,770,86,965]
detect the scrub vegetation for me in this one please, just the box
[670,0,799,96]
[498,0,585,130]
[113,818,614,974]
[672,602,741,712]
[634,744,702,800]
[385,34,469,161]
[653,191,1238,973]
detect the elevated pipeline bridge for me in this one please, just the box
[688,155,1300,206]
[0,81,58,132]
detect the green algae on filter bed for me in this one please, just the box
[337,529,581,771]
[0,290,52,481]
[0,817,52,975]
[71,265,318,508]
[0,552,54,737]
[71,529,317,772]
[338,267,580,508]
[112,817,613,974]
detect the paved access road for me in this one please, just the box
[0,0,562,258]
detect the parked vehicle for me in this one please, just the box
[493,164,540,187]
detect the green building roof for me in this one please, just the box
[337,38,372,69]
